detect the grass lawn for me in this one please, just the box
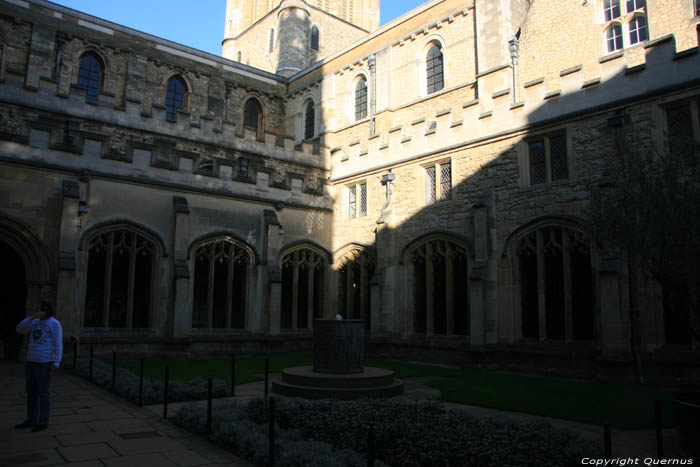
[117,353,675,428]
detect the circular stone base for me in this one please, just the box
[272,366,404,399]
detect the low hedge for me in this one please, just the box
[67,357,231,405]
[175,397,600,467]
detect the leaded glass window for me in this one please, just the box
[359,183,367,217]
[667,103,694,159]
[355,77,368,121]
[165,76,186,120]
[528,133,568,185]
[77,53,103,103]
[440,163,452,200]
[408,236,468,335]
[517,226,594,341]
[529,140,546,185]
[84,228,155,329]
[192,238,251,329]
[280,247,327,329]
[425,166,436,204]
[348,185,356,219]
[243,98,263,137]
[337,248,376,328]
[311,26,319,51]
[426,45,444,95]
[304,100,315,140]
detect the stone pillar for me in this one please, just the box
[425,242,435,335]
[536,229,546,341]
[25,24,54,91]
[599,259,631,357]
[171,196,191,338]
[313,320,364,374]
[261,210,283,335]
[55,180,80,338]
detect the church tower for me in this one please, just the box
[222,0,379,74]
[223,0,379,45]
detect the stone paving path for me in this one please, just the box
[0,361,252,467]
[1,360,694,466]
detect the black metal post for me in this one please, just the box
[655,400,664,458]
[163,366,169,419]
[138,359,144,406]
[268,396,275,466]
[264,358,269,397]
[207,377,213,436]
[89,346,94,382]
[604,422,612,458]
[367,421,375,467]
[111,351,116,392]
[231,354,236,397]
[72,339,77,370]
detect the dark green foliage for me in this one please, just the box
[179,397,599,467]
[67,358,230,404]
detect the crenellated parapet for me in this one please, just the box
[0,0,331,207]
[326,33,700,181]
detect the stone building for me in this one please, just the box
[0,0,698,380]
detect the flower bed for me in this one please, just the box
[67,358,231,405]
[174,397,600,467]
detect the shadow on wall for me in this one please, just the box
[330,38,699,358]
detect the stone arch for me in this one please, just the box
[189,234,256,330]
[79,223,163,329]
[402,232,470,336]
[242,95,264,140]
[333,243,376,326]
[505,217,597,343]
[0,215,53,359]
[279,242,330,330]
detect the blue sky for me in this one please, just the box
[50,0,429,56]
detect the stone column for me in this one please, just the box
[171,197,191,338]
[536,229,546,341]
[261,210,283,335]
[599,259,631,357]
[55,180,80,338]
[425,242,435,335]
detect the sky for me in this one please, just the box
[50,0,429,56]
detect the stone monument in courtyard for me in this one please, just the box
[272,319,403,398]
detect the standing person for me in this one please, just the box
[14,300,62,432]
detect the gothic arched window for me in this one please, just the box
[84,228,155,329]
[517,225,594,341]
[304,99,315,140]
[336,248,375,328]
[165,76,187,120]
[192,238,252,329]
[408,236,468,335]
[281,247,327,329]
[426,44,444,95]
[77,52,104,103]
[355,77,368,121]
[243,98,263,139]
[311,26,320,51]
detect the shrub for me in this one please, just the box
[66,358,231,405]
[175,397,600,467]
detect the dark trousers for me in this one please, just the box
[24,361,52,426]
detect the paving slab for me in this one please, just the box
[0,361,253,467]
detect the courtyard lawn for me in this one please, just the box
[117,353,675,428]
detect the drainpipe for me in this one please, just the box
[369,54,376,136]
[508,35,520,104]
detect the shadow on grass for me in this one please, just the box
[117,352,674,428]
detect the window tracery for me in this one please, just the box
[281,247,327,330]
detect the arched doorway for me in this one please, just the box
[0,241,27,359]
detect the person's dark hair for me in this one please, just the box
[39,300,53,318]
